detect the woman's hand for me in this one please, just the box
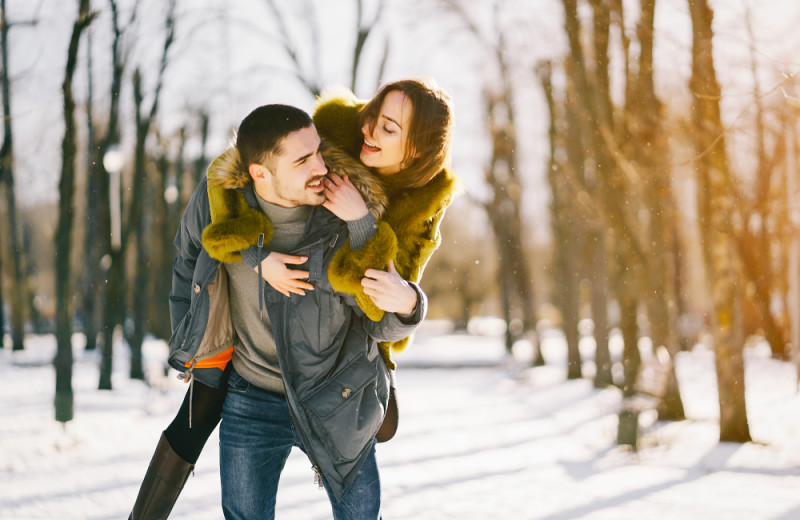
[253,252,314,297]
[322,173,369,221]
[361,260,418,315]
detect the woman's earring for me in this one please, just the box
[400,161,407,169]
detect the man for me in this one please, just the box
[168,104,425,519]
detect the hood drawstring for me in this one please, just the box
[178,359,198,428]
[257,233,265,320]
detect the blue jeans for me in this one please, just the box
[219,369,382,520]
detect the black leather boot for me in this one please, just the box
[129,432,194,520]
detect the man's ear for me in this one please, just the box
[249,163,269,181]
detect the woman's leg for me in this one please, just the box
[130,377,227,519]
[164,379,228,463]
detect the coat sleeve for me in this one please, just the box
[359,283,428,344]
[168,179,209,332]
[327,204,446,322]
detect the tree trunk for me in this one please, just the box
[99,249,121,390]
[483,91,534,355]
[127,3,175,379]
[735,8,787,359]
[619,285,640,396]
[81,25,99,351]
[626,0,685,420]
[149,133,180,341]
[561,63,588,380]
[96,0,133,390]
[192,110,210,190]
[537,60,582,378]
[0,211,4,345]
[127,71,148,380]
[0,0,28,352]
[590,230,612,387]
[561,0,615,387]
[688,0,750,442]
[56,0,94,422]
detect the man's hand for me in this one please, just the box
[254,252,314,297]
[322,174,369,221]
[361,260,417,315]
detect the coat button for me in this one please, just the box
[193,283,201,294]
[341,388,352,399]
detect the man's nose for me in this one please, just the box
[314,153,328,175]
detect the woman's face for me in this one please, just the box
[360,90,414,176]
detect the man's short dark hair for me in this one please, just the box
[236,104,313,170]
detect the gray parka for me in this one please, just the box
[166,145,426,501]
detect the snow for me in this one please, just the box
[3,324,800,519]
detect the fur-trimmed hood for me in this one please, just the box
[200,139,388,264]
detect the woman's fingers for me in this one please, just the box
[360,263,417,314]
[254,252,314,297]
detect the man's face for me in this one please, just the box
[255,125,328,207]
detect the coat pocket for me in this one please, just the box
[302,355,383,463]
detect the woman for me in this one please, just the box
[129,78,457,519]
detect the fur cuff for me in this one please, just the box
[328,220,398,320]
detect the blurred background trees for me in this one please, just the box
[1,0,798,444]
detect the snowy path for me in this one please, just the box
[2,328,800,519]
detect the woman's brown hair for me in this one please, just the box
[358,78,453,189]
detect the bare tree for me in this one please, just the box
[560,0,617,387]
[730,6,787,359]
[55,0,95,423]
[442,0,540,360]
[552,0,686,419]
[421,202,496,329]
[615,0,684,418]
[81,25,99,351]
[263,0,322,96]
[94,0,139,390]
[537,60,583,379]
[262,0,387,97]
[126,0,176,380]
[191,108,210,189]
[148,127,183,341]
[687,0,750,442]
[351,0,386,92]
[0,0,38,351]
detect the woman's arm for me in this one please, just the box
[327,205,446,321]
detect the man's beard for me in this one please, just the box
[274,176,326,207]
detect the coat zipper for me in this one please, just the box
[268,305,326,491]
[282,228,341,490]
[254,213,343,491]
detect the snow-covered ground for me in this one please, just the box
[2,322,800,519]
